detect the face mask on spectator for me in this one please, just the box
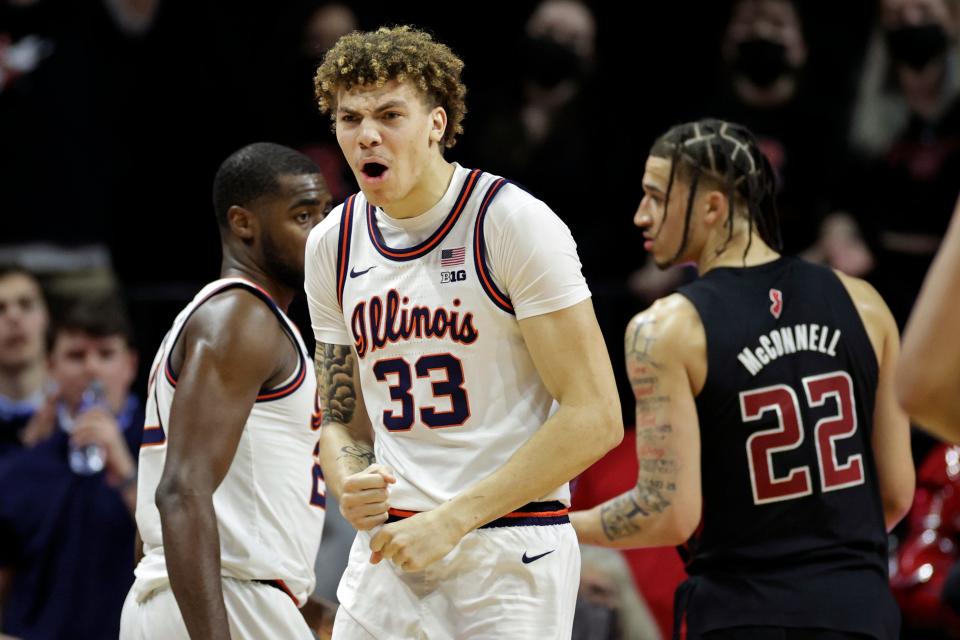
[735,38,794,88]
[886,24,949,71]
[522,36,584,88]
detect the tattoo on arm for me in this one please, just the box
[316,344,357,426]
[600,492,648,540]
[316,343,375,473]
[599,316,680,542]
[626,317,662,370]
[337,444,375,475]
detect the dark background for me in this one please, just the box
[0,0,877,416]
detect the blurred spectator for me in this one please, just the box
[630,0,864,303]
[467,0,628,279]
[574,544,661,640]
[0,0,159,301]
[891,443,960,636]
[841,0,960,327]
[0,267,50,457]
[0,296,142,640]
[271,1,359,203]
[709,0,851,257]
[572,427,686,639]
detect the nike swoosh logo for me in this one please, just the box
[521,550,555,564]
[349,266,376,278]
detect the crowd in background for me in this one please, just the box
[2,0,960,638]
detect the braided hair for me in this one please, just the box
[649,118,781,264]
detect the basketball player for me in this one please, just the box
[571,119,915,639]
[898,196,960,442]
[305,26,622,638]
[120,143,333,640]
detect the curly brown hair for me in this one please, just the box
[314,25,467,149]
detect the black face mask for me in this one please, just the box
[886,24,950,71]
[522,36,584,88]
[734,38,793,88]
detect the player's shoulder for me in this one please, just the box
[183,286,287,357]
[475,178,570,248]
[832,269,897,333]
[626,294,704,358]
[476,175,555,222]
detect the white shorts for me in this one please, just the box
[334,518,580,639]
[119,576,313,640]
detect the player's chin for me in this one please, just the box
[360,187,387,207]
[652,254,677,270]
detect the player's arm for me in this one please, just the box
[571,296,703,548]
[314,343,394,531]
[897,198,960,440]
[838,273,915,530]
[154,293,287,640]
[369,298,623,571]
[304,217,393,532]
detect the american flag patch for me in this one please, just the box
[440,247,465,267]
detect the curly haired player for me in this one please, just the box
[306,26,622,638]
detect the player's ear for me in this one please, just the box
[429,106,447,145]
[227,205,258,243]
[703,190,729,228]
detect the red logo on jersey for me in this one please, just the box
[769,289,783,319]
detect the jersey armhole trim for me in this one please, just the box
[336,194,357,309]
[163,281,306,402]
[472,178,514,315]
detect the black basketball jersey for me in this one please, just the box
[674,256,899,639]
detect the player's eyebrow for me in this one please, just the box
[337,99,408,116]
[643,182,665,195]
[288,197,323,210]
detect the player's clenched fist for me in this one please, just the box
[339,464,396,531]
[368,509,466,572]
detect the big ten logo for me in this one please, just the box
[440,270,467,284]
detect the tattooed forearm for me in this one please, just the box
[600,312,680,543]
[634,418,677,514]
[598,471,677,542]
[636,477,673,513]
[337,443,376,474]
[600,492,648,541]
[316,344,357,426]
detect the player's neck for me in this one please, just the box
[220,261,294,312]
[381,157,455,220]
[697,230,780,275]
[0,360,45,402]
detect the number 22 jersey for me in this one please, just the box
[676,256,898,638]
[305,164,591,512]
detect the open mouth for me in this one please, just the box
[361,162,388,178]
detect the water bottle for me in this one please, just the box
[68,380,107,476]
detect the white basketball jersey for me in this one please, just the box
[322,168,586,511]
[132,278,324,606]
